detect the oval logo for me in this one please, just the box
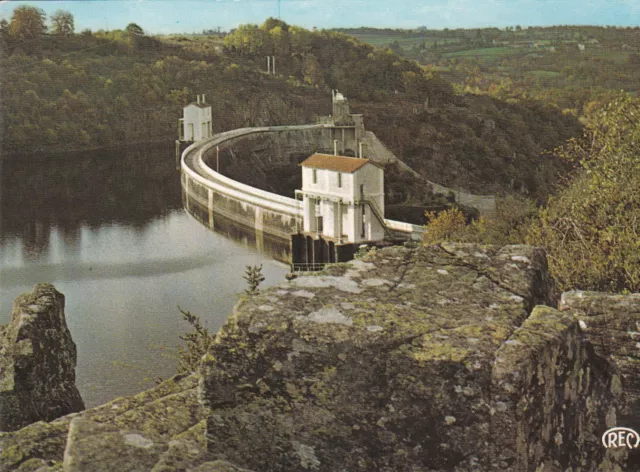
[602,427,640,449]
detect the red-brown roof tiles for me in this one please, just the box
[300,154,382,173]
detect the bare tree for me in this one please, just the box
[51,10,74,37]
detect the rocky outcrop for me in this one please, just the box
[560,291,640,467]
[199,244,622,471]
[0,284,84,432]
[1,248,633,471]
[0,373,251,471]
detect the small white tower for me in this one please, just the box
[179,95,212,142]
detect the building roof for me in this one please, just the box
[300,154,382,173]
[185,102,210,109]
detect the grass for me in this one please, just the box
[444,47,518,58]
[349,33,461,49]
[526,70,563,78]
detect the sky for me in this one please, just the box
[0,0,638,34]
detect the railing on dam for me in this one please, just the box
[181,125,426,246]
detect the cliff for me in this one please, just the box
[0,284,84,433]
[199,243,622,471]
[559,291,640,468]
[0,246,636,471]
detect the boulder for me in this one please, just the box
[0,283,84,432]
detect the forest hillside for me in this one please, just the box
[1,13,587,202]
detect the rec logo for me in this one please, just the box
[602,427,640,449]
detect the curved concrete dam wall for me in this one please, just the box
[181,125,425,261]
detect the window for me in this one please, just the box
[337,172,342,188]
[312,169,317,184]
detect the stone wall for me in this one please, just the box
[0,284,84,432]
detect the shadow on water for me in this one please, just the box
[0,144,182,248]
[1,254,221,287]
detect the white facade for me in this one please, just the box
[298,154,385,244]
[181,96,212,142]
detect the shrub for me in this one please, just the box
[176,306,215,374]
[526,96,640,293]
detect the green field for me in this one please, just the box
[526,70,562,78]
[444,47,520,58]
[349,33,461,49]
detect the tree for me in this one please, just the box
[290,25,312,53]
[302,53,323,86]
[526,96,640,293]
[9,6,46,42]
[270,25,290,56]
[125,22,145,49]
[125,22,144,37]
[389,40,402,55]
[261,17,288,32]
[0,19,9,45]
[51,10,74,36]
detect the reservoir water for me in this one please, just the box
[0,145,288,407]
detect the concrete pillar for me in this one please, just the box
[256,229,264,254]
[267,56,271,74]
[334,140,338,156]
[346,204,356,243]
[337,202,343,243]
[272,56,276,75]
[208,188,214,229]
[185,176,190,211]
[332,201,340,239]
[303,197,316,233]
[255,207,264,232]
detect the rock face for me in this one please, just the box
[560,291,640,467]
[0,373,250,471]
[200,244,623,471]
[0,283,84,432]
[1,248,633,471]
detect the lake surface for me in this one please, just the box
[0,145,288,407]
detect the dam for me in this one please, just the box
[180,91,499,268]
[180,123,425,268]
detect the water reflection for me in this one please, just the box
[182,189,293,265]
[0,145,182,241]
[0,145,287,407]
